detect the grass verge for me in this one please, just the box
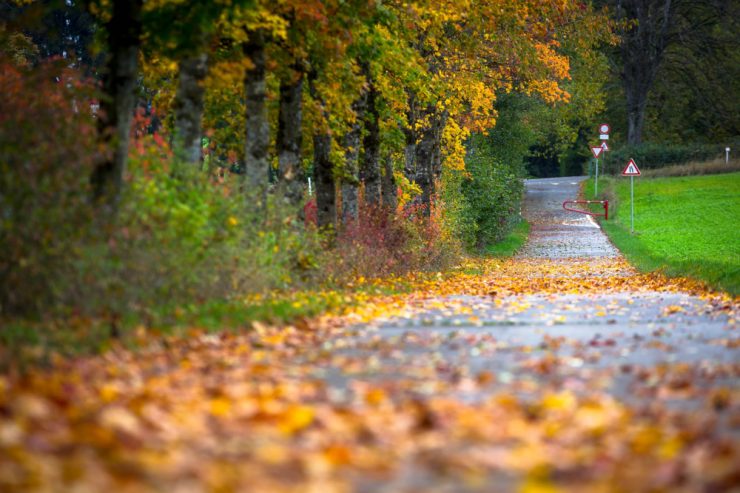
[584,172,740,295]
[484,219,530,257]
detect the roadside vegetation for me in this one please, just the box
[586,172,740,294]
[641,157,740,178]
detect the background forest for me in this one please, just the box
[0,0,736,339]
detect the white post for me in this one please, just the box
[630,175,635,233]
[726,147,731,164]
[308,177,313,196]
[594,158,599,197]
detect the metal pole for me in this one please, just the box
[630,175,634,233]
[726,147,731,164]
[595,158,599,197]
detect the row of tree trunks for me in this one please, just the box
[89,0,143,215]
[173,53,209,166]
[243,30,270,202]
[89,6,398,232]
[402,92,448,217]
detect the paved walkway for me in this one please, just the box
[520,176,618,258]
[350,177,735,403]
[3,177,737,493]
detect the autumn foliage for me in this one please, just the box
[0,55,100,315]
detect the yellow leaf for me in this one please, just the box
[278,405,314,435]
[210,397,231,417]
[540,391,576,412]
[365,388,387,406]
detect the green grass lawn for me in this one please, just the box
[585,172,740,294]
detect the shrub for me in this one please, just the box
[0,56,100,317]
[606,141,736,173]
[327,203,461,282]
[64,135,325,324]
[0,54,323,322]
[442,133,525,252]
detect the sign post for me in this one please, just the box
[590,146,604,197]
[726,147,731,164]
[621,158,641,233]
[598,124,610,179]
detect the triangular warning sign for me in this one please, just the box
[591,146,603,158]
[621,158,641,176]
[601,142,609,151]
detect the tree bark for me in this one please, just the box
[313,133,335,231]
[381,155,397,210]
[276,63,304,207]
[243,31,269,197]
[625,85,648,146]
[414,108,444,216]
[616,0,676,145]
[403,92,417,182]
[89,0,143,214]
[173,53,208,166]
[341,95,366,223]
[308,74,336,231]
[360,80,381,207]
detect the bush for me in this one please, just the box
[64,135,327,324]
[0,55,323,322]
[328,203,461,282]
[606,141,736,173]
[0,56,99,316]
[442,133,525,252]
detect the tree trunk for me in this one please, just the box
[381,155,397,210]
[89,0,143,214]
[403,92,417,182]
[308,74,335,231]
[313,133,335,231]
[341,96,366,223]
[414,108,443,216]
[173,53,208,166]
[276,64,304,207]
[616,0,676,145]
[625,85,648,145]
[243,31,269,198]
[361,80,381,207]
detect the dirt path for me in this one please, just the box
[1,177,738,493]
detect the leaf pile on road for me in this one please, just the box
[1,256,738,492]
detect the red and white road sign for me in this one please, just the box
[591,146,603,158]
[599,123,610,134]
[601,142,609,151]
[621,158,641,176]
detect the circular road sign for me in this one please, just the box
[599,123,610,134]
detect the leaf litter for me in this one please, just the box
[1,252,738,492]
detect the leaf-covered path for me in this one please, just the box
[2,178,738,493]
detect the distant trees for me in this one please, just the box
[603,0,738,144]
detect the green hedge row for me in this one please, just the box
[604,141,738,173]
